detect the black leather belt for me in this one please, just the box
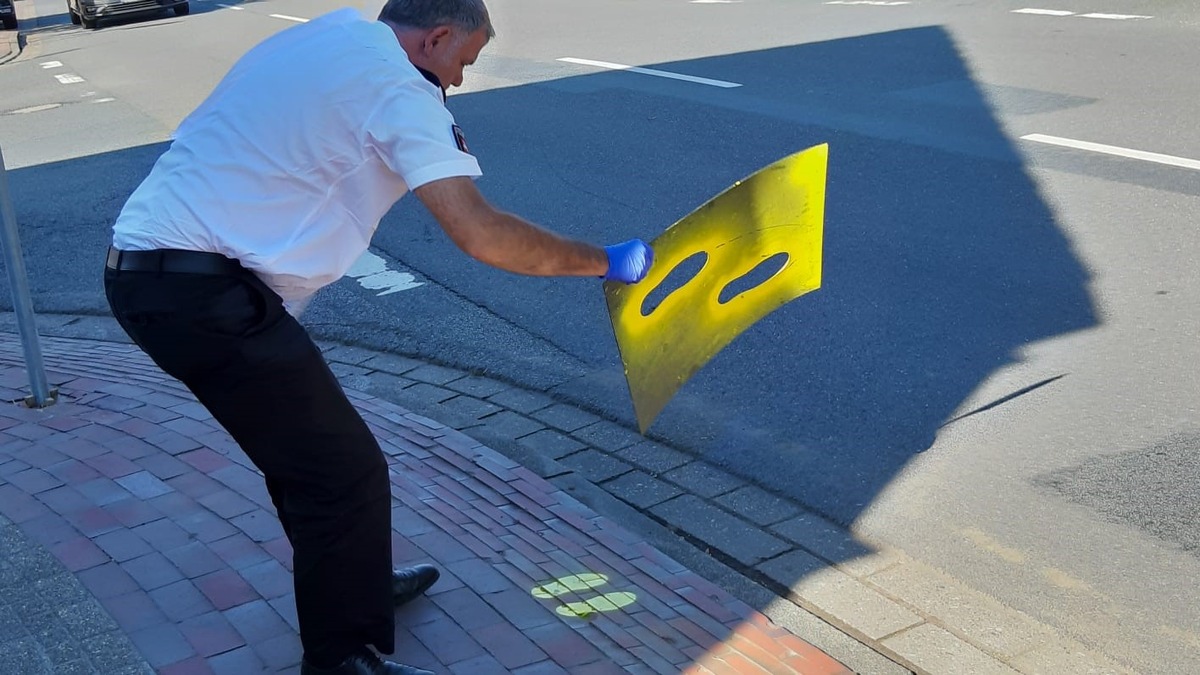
[106,247,244,276]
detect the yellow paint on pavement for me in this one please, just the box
[531,572,639,619]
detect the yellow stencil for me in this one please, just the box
[531,573,639,620]
[604,144,828,433]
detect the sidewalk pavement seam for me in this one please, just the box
[1,313,1135,674]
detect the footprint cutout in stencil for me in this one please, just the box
[531,572,638,619]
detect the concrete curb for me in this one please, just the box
[0,29,20,65]
[0,312,1134,675]
[0,0,34,65]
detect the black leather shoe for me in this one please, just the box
[392,564,440,607]
[300,648,433,675]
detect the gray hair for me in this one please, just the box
[378,0,494,38]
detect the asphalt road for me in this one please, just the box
[2,0,1199,671]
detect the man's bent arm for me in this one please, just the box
[414,176,609,277]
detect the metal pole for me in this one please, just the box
[0,146,54,408]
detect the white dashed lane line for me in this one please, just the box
[54,74,85,84]
[1023,134,1200,171]
[39,61,63,69]
[1078,12,1152,20]
[1013,7,1073,15]
[1013,8,1152,19]
[557,58,741,88]
[826,1,911,5]
[269,13,308,22]
[217,4,244,9]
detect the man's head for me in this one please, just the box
[379,0,494,89]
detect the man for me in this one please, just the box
[103,0,653,673]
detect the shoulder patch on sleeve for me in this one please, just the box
[452,124,470,154]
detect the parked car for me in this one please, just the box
[1,0,17,31]
[66,0,188,29]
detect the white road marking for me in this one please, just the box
[1079,12,1151,20]
[1013,8,1074,16]
[1022,133,1200,171]
[54,74,85,84]
[690,0,741,3]
[39,61,63,69]
[1012,8,1153,19]
[270,13,308,22]
[826,1,910,5]
[217,3,244,8]
[346,251,424,296]
[92,98,116,103]
[7,104,63,114]
[80,91,97,97]
[557,57,741,88]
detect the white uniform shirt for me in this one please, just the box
[112,8,481,315]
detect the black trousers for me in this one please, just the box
[104,260,395,663]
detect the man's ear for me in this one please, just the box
[424,25,455,54]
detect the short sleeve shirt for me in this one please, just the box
[112,8,481,314]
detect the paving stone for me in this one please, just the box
[400,382,459,405]
[359,353,423,376]
[882,623,1019,675]
[714,485,800,526]
[473,620,549,670]
[769,513,884,576]
[530,404,601,433]
[407,364,468,386]
[615,440,693,474]
[486,389,556,415]
[446,376,511,398]
[328,362,371,379]
[603,471,684,509]
[320,344,378,366]
[475,411,546,440]
[430,587,503,631]
[651,495,789,566]
[869,560,1054,660]
[178,610,246,658]
[662,462,743,498]
[115,471,174,500]
[223,599,292,643]
[519,429,588,460]
[149,580,214,622]
[571,421,643,453]
[759,550,921,641]
[410,614,488,664]
[558,450,634,483]
[436,395,503,421]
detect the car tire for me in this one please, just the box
[173,2,188,15]
[81,13,97,28]
[69,6,81,24]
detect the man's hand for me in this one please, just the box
[604,240,654,284]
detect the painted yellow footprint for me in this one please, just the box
[531,572,638,618]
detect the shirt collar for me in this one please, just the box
[415,66,446,103]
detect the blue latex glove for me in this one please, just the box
[604,239,654,284]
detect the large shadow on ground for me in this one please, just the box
[0,24,1098,663]
[376,27,1100,526]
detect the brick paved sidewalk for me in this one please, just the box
[0,334,851,674]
